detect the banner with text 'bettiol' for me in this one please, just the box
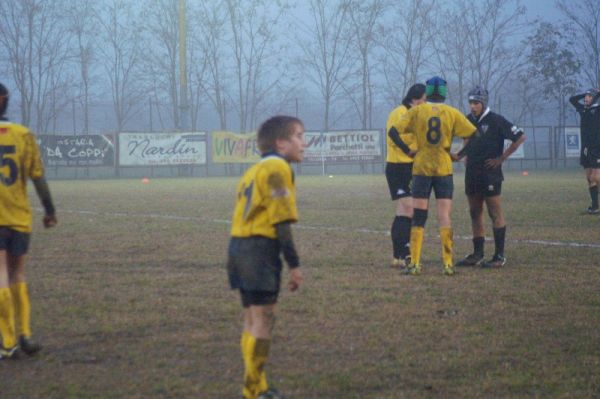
[119,132,206,166]
[38,134,115,167]
[303,130,382,162]
[211,131,261,163]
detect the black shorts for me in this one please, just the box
[385,162,413,200]
[465,170,503,197]
[0,228,30,257]
[412,175,453,199]
[580,147,600,169]
[240,290,279,308]
[227,236,282,304]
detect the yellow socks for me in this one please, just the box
[410,227,424,266]
[440,227,453,266]
[10,282,31,338]
[0,287,16,348]
[242,333,270,399]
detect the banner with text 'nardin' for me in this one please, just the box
[39,135,115,167]
[119,132,206,166]
[304,130,382,162]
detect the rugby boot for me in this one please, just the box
[454,253,483,267]
[402,263,421,276]
[258,388,288,399]
[0,345,19,360]
[390,256,409,270]
[481,254,506,268]
[586,206,599,214]
[19,336,42,356]
[443,264,456,276]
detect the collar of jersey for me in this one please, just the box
[260,152,287,162]
[476,107,491,123]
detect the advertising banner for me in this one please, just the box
[39,135,114,167]
[564,127,581,158]
[119,132,206,166]
[211,131,260,163]
[304,130,382,162]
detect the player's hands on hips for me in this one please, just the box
[485,157,503,169]
[43,214,57,228]
[288,267,303,292]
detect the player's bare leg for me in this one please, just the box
[586,168,600,213]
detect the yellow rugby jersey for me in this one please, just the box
[0,121,45,233]
[397,102,476,176]
[230,154,298,239]
[386,104,417,163]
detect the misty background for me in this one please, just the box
[0,0,598,136]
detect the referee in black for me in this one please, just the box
[569,88,600,214]
[454,86,525,268]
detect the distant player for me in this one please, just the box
[385,83,426,268]
[454,86,525,268]
[395,77,477,276]
[227,116,304,399]
[0,83,57,359]
[569,88,600,214]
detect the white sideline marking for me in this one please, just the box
[43,208,600,250]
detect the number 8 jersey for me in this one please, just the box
[230,153,298,239]
[0,121,45,232]
[398,103,476,176]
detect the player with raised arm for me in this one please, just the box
[227,116,304,399]
[569,88,600,214]
[0,83,57,359]
[395,77,477,276]
[454,86,526,268]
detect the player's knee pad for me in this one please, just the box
[412,208,428,227]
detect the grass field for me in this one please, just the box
[2,170,599,398]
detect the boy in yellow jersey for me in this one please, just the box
[227,115,305,399]
[395,77,476,276]
[385,83,426,268]
[0,83,57,359]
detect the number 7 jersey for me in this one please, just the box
[398,102,476,176]
[0,121,45,232]
[230,154,298,239]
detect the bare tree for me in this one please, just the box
[299,0,353,130]
[224,0,289,132]
[66,0,98,134]
[97,0,145,132]
[344,0,387,129]
[191,1,228,129]
[381,0,436,107]
[433,4,472,107]
[557,0,600,88]
[0,0,72,133]
[140,0,181,130]
[461,0,528,108]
